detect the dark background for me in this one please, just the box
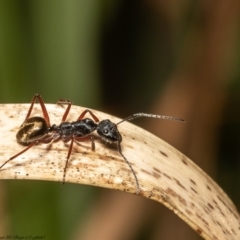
[0,1,239,239]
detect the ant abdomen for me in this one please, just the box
[16,116,49,145]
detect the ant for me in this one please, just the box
[0,94,99,184]
[1,94,184,194]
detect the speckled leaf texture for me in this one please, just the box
[0,103,239,240]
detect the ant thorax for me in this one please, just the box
[50,118,98,140]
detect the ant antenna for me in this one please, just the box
[117,113,185,125]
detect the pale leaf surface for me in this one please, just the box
[0,104,239,240]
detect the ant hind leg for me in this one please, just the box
[0,141,39,169]
[77,109,99,122]
[24,94,51,127]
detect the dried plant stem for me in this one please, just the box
[0,103,239,240]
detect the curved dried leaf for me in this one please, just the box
[0,103,239,240]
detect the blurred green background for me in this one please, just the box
[0,1,240,239]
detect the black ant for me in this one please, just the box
[1,94,184,194]
[0,94,99,184]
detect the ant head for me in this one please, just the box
[97,119,122,144]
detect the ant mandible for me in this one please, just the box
[0,94,99,184]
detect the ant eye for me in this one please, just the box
[103,129,108,134]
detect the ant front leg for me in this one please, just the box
[117,142,140,194]
[77,109,99,123]
[56,99,72,122]
[24,94,51,127]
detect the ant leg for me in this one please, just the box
[56,99,72,122]
[25,94,50,126]
[62,135,95,183]
[0,134,57,170]
[0,141,39,169]
[77,109,99,122]
[39,136,58,144]
[74,135,95,151]
[117,143,140,194]
[62,137,74,184]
